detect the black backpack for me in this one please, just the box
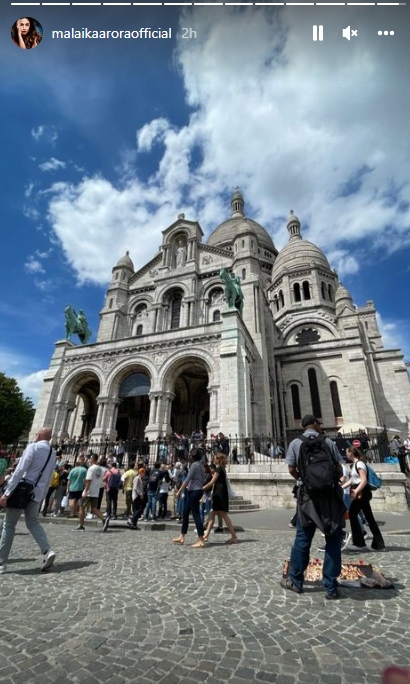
[298,434,339,498]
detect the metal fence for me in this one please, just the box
[1,427,401,468]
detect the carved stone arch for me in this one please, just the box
[155,282,190,303]
[160,350,214,436]
[282,318,338,344]
[128,293,153,312]
[106,358,156,397]
[162,228,189,250]
[55,367,102,439]
[285,378,303,390]
[159,347,216,389]
[57,365,104,402]
[106,361,154,442]
[301,361,326,384]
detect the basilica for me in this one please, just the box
[31,191,410,444]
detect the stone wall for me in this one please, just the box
[226,463,408,512]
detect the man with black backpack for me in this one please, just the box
[281,415,345,600]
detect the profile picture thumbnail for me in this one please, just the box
[11,17,43,50]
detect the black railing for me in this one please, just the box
[1,427,400,467]
[48,435,285,468]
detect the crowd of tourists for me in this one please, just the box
[0,430,239,573]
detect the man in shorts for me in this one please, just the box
[67,454,87,518]
[73,453,109,532]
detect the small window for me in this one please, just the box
[294,283,301,302]
[308,368,322,418]
[171,296,182,329]
[136,324,143,336]
[241,239,245,248]
[279,290,285,308]
[274,296,279,312]
[330,380,342,418]
[291,384,301,420]
[328,284,333,302]
[302,281,311,300]
[213,310,221,322]
[321,282,327,300]
[109,298,113,309]
[115,272,119,280]
[242,268,246,280]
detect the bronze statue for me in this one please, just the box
[65,306,92,344]
[219,269,244,315]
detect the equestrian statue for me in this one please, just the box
[65,306,92,345]
[219,269,244,316]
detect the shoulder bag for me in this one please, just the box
[7,446,53,509]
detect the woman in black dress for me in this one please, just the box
[203,453,237,544]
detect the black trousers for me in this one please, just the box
[106,488,119,518]
[349,489,385,549]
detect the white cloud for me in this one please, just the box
[376,313,410,361]
[137,117,171,152]
[31,125,45,141]
[327,250,360,278]
[31,125,58,145]
[0,346,46,406]
[43,8,410,286]
[16,370,46,407]
[25,257,45,274]
[23,206,40,221]
[39,157,66,172]
[25,182,35,198]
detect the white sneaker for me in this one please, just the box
[42,549,56,571]
[0,564,7,574]
[85,513,93,520]
[341,533,352,550]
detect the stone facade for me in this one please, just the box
[31,192,410,446]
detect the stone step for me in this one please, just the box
[230,503,260,511]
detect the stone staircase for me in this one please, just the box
[229,495,260,513]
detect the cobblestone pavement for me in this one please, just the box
[1,521,409,684]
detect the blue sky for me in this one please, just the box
[1,3,410,405]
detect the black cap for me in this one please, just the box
[301,414,322,428]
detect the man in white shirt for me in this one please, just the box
[73,453,109,532]
[0,427,57,574]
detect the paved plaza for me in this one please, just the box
[1,511,409,684]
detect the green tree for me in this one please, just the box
[0,372,34,445]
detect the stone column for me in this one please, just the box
[54,400,76,440]
[206,386,220,435]
[159,391,175,438]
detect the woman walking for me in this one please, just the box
[342,446,385,551]
[203,453,237,544]
[172,449,205,547]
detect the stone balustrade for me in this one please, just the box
[226,462,409,512]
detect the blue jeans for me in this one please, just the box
[0,501,52,564]
[144,491,158,520]
[181,489,204,537]
[289,518,342,594]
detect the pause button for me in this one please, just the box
[313,25,324,41]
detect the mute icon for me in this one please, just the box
[343,26,358,40]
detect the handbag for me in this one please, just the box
[61,494,69,509]
[6,480,35,508]
[226,475,236,499]
[6,446,54,509]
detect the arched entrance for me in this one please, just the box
[65,372,100,439]
[116,372,151,441]
[171,363,210,435]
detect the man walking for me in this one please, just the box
[73,454,110,532]
[0,427,57,574]
[281,415,345,600]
